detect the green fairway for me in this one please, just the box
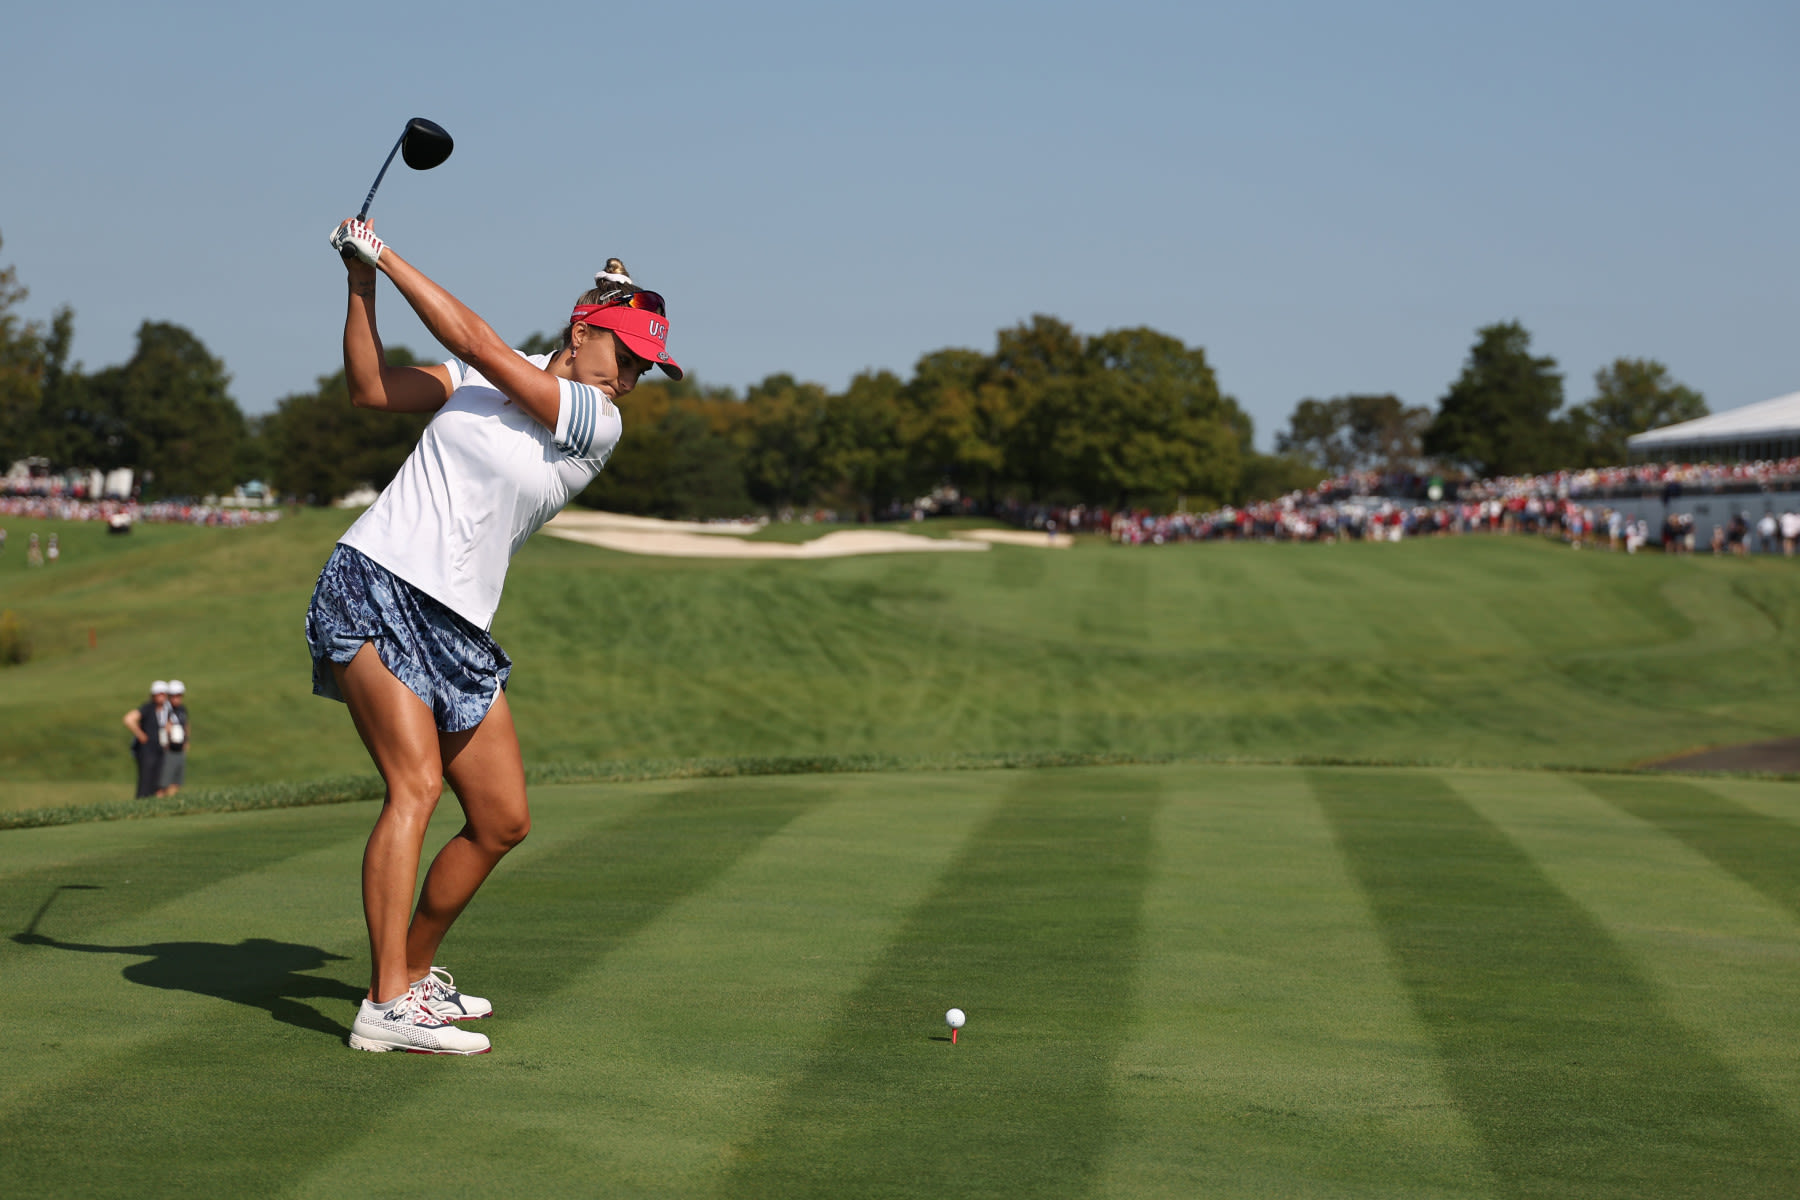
[3,764,1797,1198]
[6,511,1800,810]
[5,516,1800,1195]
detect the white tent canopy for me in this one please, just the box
[1627,391,1800,458]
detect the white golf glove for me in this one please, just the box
[330,219,385,266]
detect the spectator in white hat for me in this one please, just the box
[158,681,189,797]
[122,682,168,799]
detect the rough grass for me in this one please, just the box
[6,510,1800,815]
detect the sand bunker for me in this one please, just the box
[549,511,764,537]
[957,529,1074,549]
[545,511,993,559]
[543,511,1080,559]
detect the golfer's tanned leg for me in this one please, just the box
[406,690,531,979]
[332,643,445,1004]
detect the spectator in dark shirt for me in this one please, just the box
[123,682,168,800]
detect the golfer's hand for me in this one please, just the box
[331,218,385,267]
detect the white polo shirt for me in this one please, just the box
[339,352,620,630]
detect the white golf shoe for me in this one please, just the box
[348,989,491,1055]
[413,965,493,1021]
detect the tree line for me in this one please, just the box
[0,237,1278,512]
[1275,321,1708,481]
[0,233,1710,513]
[1,234,254,498]
[285,315,1271,517]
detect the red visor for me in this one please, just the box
[572,304,682,380]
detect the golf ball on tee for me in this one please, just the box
[945,1008,966,1029]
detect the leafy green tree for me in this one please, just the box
[817,369,910,517]
[81,322,245,497]
[1222,396,1255,465]
[0,234,48,467]
[1235,452,1329,504]
[32,308,83,467]
[265,348,430,503]
[1277,394,1431,475]
[1423,322,1572,476]
[992,316,1086,501]
[1347,394,1431,473]
[236,413,275,491]
[576,377,749,518]
[1072,327,1243,508]
[740,373,832,511]
[900,347,1015,507]
[1275,398,1351,474]
[1568,358,1706,465]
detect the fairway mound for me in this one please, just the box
[543,511,991,558]
[1647,736,1800,774]
[956,529,1074,548]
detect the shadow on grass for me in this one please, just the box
[13,885,360,1040]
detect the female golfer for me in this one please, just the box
[309,219,680,1054]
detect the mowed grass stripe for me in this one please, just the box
[290,773,1001,1200]
[444,779,830,1011]
[722,768,1161,1200]
[1453,771,1800,1125]
[1314,769,1797,1198]
[0,781,819,1200]
[1,823,371,1123]
[1682,776,1800,824]
[1582,776,1800,920]
[0,782,661,1124]
[1099,766,1494,1200]
[0,803,379,974]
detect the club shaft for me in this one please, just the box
[357,133,406,221]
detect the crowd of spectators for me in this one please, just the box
[1462,457,1800,501]
[981,459,1800,553]
[0,494,282,527]
[0,480,282,528]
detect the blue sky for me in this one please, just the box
[2,0,1795,448]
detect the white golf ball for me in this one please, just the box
[945,1008,966,1029]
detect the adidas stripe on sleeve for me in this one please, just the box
[554,378,610,461]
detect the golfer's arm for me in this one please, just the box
[376,250,562,430]
[343,270,454,413]
[123,710,145,741]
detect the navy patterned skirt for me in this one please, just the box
[305,544,512,733]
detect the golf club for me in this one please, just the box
[357,117,454,221]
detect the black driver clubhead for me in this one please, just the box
[400,118,454,170]
[357,117,455,221]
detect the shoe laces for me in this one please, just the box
[391,987,450,1027]
[418,965,456,1001]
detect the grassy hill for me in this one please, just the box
[6,515,1800,1197]
[4,510,1800,810]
